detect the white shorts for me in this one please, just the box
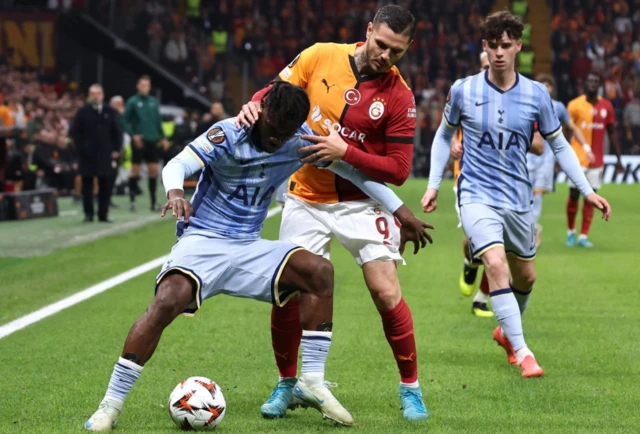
[155,231,304,315]
[279,194,404,266]
[568,167,603,190]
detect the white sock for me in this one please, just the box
[516,347,534,365]
[401,380,420,388]
[104,357,143,404]
[578,234,588,240]
[568,229,576,235]
[473,291,489,303]
[278,376,296,382]
[300,330,332,383]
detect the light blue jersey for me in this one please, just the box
[176,118,402,239]
[443,71,562,212]
[180,119,323,238]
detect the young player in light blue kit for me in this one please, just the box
[85,82,432,431]
[422,12,611,378]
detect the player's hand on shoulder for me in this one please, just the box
[235,101,261,129]
[450,140,463,160]
[393,204,434,255]
[421,188,438,213]
[299,129,348,163]
[585,192,611,221]
[161,190,193,223]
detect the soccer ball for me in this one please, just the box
[168,376,226,430]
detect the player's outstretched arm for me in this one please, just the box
[300,128,412,186]
[565,120,595,164]
[422,118,457,213]
[161,148,202,223]
[547,133,611,220]
[328,161,434,254]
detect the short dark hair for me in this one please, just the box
[262,81,310,134]
[587,70,603,83]
[536,74,554,87]
[481,11,524,41]
[138,75,151,83]
[372,5,416,40]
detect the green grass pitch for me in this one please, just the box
[0,179,638,433]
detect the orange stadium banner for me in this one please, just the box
[0,13,57,69]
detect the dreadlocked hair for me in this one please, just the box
[481,11,524,41]
[263,81,310,133]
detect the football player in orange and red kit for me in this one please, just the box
[236,5,429,421]
[566,71,623,247]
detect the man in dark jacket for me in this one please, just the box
[70,84,122,223]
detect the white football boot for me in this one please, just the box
[85,398,122,431]
[292,377,353,426]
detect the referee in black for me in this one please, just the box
[122,75,168,212]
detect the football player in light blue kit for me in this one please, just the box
[421,12,611,378]
[527,74,591,248]
[85,82,433,431]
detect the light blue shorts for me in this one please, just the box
[527,154,555,192]
[460,203,536,261]
[155,231,304,315]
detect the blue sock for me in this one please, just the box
[104,357,143,402]
[532,194,543,224]
[301,330,331,380]
[511,286,532,315]
[490,288,527,352]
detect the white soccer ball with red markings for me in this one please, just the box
[168,376,226,430]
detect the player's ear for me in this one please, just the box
[482,39,487,51]
[516,40,522,52]
[366,22,373,39]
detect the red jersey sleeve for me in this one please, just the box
[385,85,417,144]
[342,85,415,186]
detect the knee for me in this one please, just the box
[513,270,536,290]
[483,254,509,278]
[370,284,401,310]
[307,259,334,297]
[151,274,193,320]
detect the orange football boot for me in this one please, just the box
[493,326,518,365]
[520,355,544,378]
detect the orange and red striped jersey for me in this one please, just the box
[567,95,615,168]
[265,42,416,203]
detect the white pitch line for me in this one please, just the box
[0,206,283,340]
[59,210,79,217]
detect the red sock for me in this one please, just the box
[270,300,301,378]
[379,298,418,383]
[581,200,594,236]
[567,197,579,231]
[479,271,490,295]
